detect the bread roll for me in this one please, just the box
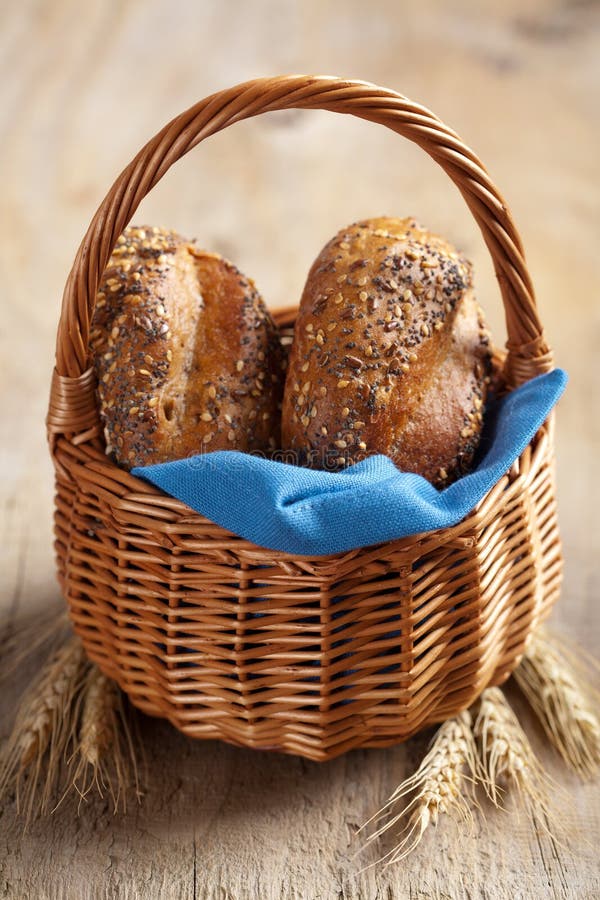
[91,226,283,468]
[282,217,492,486]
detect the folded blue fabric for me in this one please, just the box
[133,369,567,556]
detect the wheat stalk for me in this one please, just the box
[0,606,68,685]
[0,635,88,820]
[359,710,477,865]
[513,633,600,778]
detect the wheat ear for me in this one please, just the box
[513,633,600,778]
[473,686,560,840]
[69,666,138,811]
[359,711,477,865]
[0,636,87,821]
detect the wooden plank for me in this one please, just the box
[1,0,599,897]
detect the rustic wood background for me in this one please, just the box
[1,0,599,897]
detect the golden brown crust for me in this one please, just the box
[281,217,492,486]
[91,226,283,467]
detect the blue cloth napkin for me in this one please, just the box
[133,369,567,556]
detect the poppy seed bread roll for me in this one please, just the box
[91,226,284,468]
[282,217,492,486]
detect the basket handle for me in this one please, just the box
[50,75,552,441]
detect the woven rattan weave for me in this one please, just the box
[47,76,560,761]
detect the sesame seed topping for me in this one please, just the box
[358,442,367,451]
[203,432,214,444]
[228,430,236,441]
[208,385,217,399]
[359,291,368,301]
[337,379,350,388]
[336,274,347,284]
[201,412,213,422]
[335,440,347,449]
[421,323,430,337]
[129,406,139,416]
[236,360,244,372]
[148,397,158,408]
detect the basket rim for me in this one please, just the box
[51,412,553,561]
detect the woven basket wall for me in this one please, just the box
[47,76,561,762]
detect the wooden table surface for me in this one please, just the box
[1,1,599,897]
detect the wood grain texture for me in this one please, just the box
[0,0,599,897]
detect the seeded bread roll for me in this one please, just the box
[282,217,492,486]
[91,226,284,468]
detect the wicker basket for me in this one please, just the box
[47,75,560,762]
